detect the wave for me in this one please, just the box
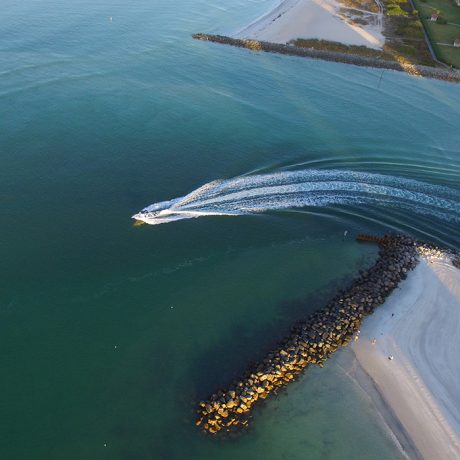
[132,169,460,225]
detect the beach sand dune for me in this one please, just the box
[352,257,460,460]
[236,0,384,49]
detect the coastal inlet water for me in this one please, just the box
[1,0,459,459]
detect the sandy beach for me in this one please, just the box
[236,0,384,49]
[352,256,460,460]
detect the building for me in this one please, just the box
[431,13,439,21]
[454,39,460,47]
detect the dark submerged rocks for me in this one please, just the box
[196,234,426,435]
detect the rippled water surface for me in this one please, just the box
[1,0,459,459]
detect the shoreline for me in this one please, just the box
[352,256,460,459]
[235,0,384,49]
[192,34,460,84]
[234,0,299,39]
[346,356,422,459]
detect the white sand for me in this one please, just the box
[236,0,384,49]
[352,257,460,460]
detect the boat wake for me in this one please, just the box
[132,170,460,225]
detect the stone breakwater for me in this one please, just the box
[192,34,460,84]
[196,234,459,435]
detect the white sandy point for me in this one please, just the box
[236,0,384,49]
[352,256,460,460]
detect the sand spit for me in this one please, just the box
[352,254,460,460]
[235,0,384,49]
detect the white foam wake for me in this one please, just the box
[132,170,460,225]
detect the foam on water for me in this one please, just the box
[133,169,460,225]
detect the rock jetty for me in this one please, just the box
[196,234,425,434]
[192,34,460,84]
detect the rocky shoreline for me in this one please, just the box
[192,34,460,84]
[196,234,458,435]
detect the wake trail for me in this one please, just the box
[133,169,460,225]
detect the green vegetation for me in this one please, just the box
[290,39,389,58]
[381,0,437,65]
[393,16,425,37]
[383,0,421,17]
[385,0,411,16]
[340,0,379,12]
[412,0,460,67]
[290,37,433,65]
[437,45,460,65]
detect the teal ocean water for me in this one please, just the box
[1,0,459,459]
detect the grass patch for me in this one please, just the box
[412,0,460,66]
[439,46,460,65]
[290,39,390,58]
[394,17,426,37]
[384,0,412,16]
[290,38,431,64]
[381,0,437,65]
[340,0,380,12]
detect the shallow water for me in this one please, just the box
[1,0,459,459]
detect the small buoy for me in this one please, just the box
[170,305,174,309]
[104,443,107,447]
[114,345,118,349]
